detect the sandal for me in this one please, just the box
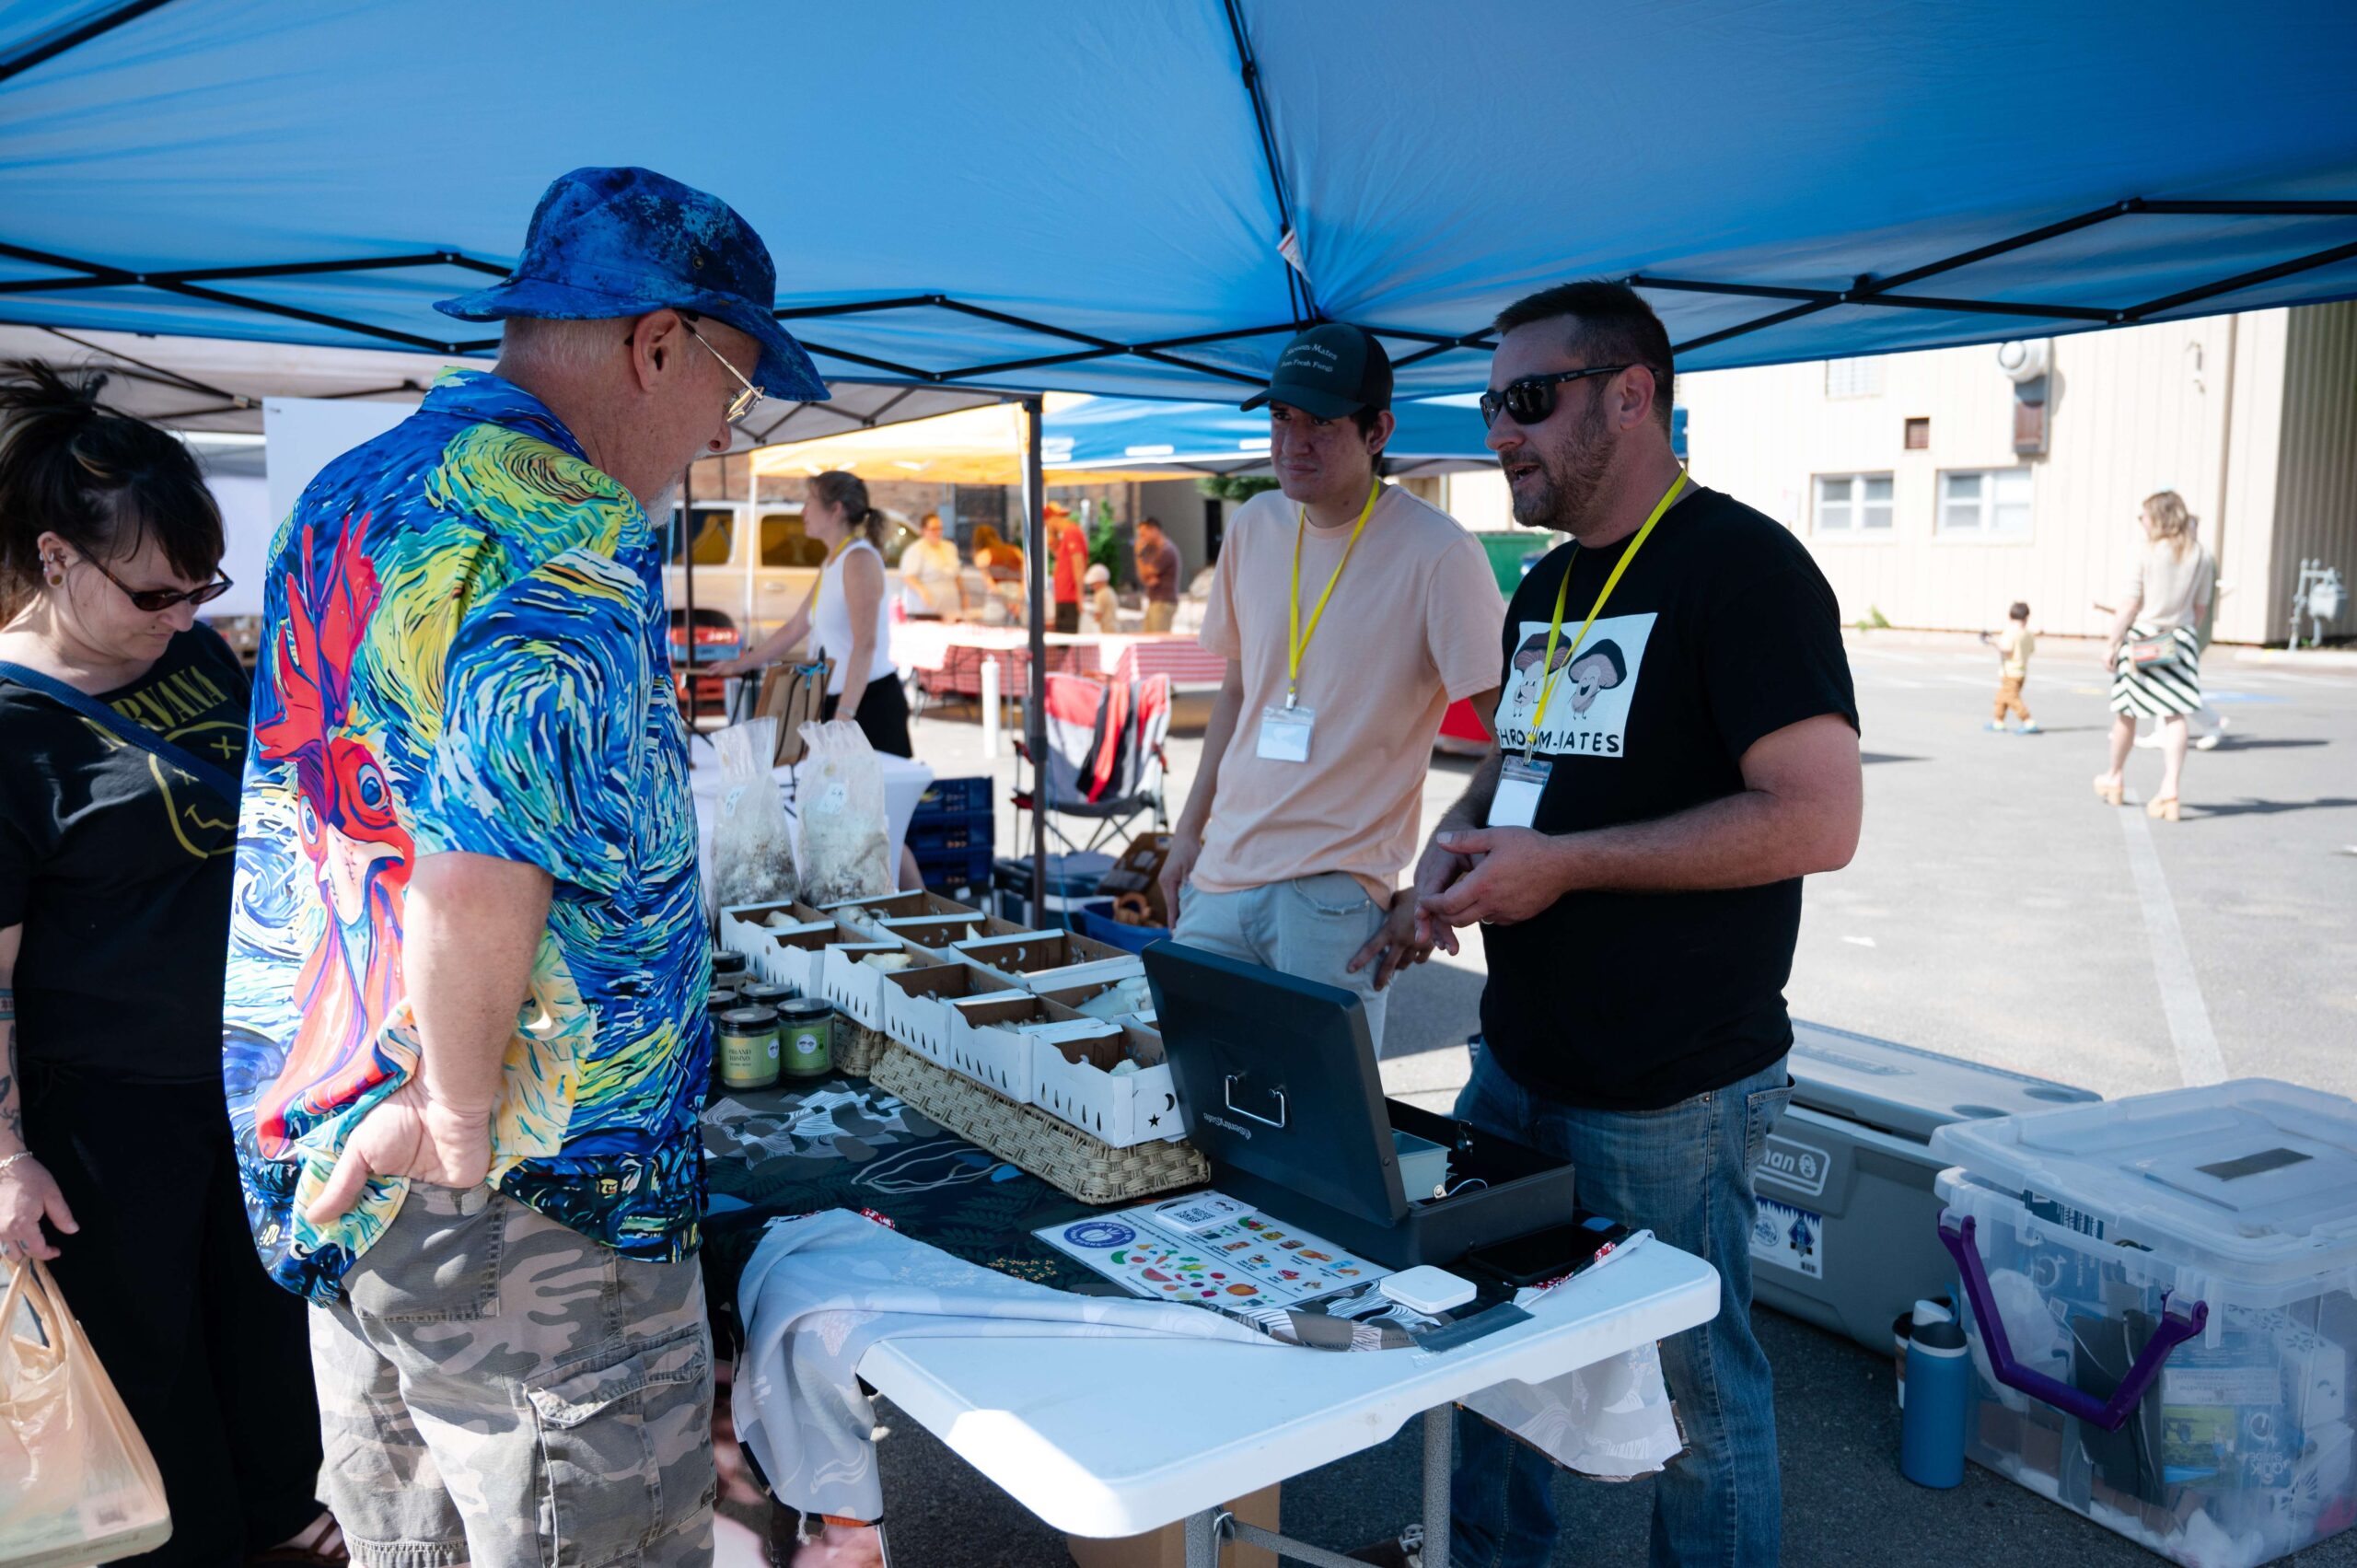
[2146,796,2181,821]
[2092,775,2124,807]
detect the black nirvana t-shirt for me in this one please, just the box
[0,626,250,1082]
[1480,485,1856,1110]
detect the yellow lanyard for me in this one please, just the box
[1285,481,1381,706]
[1525,470,1688,754]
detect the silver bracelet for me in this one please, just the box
[0,1151,35,1176]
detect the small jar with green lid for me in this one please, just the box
[716,1005,782,1091]
[775,998,833,1079]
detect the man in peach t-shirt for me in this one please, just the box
[1159,324,1504,1047]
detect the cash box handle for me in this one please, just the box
[1938,1213,2207,1433]
[1224,1074,1287,1129]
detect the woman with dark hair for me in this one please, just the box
[714,469,911,757]
[0,361,343,1567]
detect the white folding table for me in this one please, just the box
[855,1240,1719,1567]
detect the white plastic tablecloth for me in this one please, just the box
[688,752,934,904]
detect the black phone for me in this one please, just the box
[1461,1214,1633,1288]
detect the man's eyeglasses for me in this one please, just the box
[79,552,233,612]
[678,314,765,422]
[1479,364,1632,429]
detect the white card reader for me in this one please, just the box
[1378,1264,1477,1315]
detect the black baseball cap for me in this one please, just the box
[1242,323,1393,418]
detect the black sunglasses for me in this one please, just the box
[1479,364,1632,429]
[80,552,234,612]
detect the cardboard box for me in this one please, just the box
[956,928,1144,993]
[1028,1008,1187,1145]
[819,889,986,939]
[816,942,940,1029]
[764,923,853,994]
[942,986,1122,1102]
[1064,1484,1279,1568]
[1092,830,1175,927]
[879,912,1030,955]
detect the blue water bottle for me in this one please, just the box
[1899,1317,1970,1487]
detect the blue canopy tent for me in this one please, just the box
[6,0,2354,1010]
[1045,393,1496,477]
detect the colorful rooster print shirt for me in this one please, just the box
[224,369,710,1304]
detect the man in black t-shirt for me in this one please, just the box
[1401,284,1860,1568]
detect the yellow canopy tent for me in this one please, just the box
[747,394,1182,486]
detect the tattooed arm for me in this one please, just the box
[0,923,79,1260]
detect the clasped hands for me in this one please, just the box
[1347,825,1566,986]
[1408,826,1568,951]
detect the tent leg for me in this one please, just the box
[1023,395,1048,922]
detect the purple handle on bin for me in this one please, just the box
[1937,1213,2207,1433]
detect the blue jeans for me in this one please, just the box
[1449,1048,1793,1568]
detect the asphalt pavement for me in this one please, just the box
[865,633,2357,1566]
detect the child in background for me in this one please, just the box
[1084,562,1121,632]
[1981,600,2039,734]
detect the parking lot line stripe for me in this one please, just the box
[2118,801,2227,1086]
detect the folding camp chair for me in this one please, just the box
[1013,671,1171,857]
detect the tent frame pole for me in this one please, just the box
[6,197,2354,378]
[1021,395,1049,921]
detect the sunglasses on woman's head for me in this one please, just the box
[1479,364,1631,429]
[80,552,234,611]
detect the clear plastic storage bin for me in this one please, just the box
[1929,1080,2357,1568]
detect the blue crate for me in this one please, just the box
[916,845,993,894]
[905,808,993,857]
[1073,907,1171,954]
[915,775,993,815]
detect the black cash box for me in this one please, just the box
[1143,941,1577,1269]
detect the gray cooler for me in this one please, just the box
[1749,1020,2098,1354]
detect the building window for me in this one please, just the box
[1825,357,1885,399]
[1813,473,1894,535]
[1904,417,1931,449]
[1938,469,2034,538]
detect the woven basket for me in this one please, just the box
[836,1023,890,1077]
[869,1042,1207,1206]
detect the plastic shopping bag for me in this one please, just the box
[712,717,801,910]
[0,1260,172,1568]
[794,719,894,906]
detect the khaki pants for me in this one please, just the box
[309,1184,715,1568]
[1141,600,1178,634]
[1993,674,2031,723]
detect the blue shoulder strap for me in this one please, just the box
[0,659,242,805]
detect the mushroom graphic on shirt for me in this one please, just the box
[1510,632,1629,719]
[1562,639,1628,715]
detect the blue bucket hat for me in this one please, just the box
[435,166,829,403]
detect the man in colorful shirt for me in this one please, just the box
[222,167,827,1568]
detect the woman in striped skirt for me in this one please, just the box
[2093,491,2215,820]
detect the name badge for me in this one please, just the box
[1488,756,1553,828]
[1256,704,1315,763]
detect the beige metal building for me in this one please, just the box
[1445,304,2357,645]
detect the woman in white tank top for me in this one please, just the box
[710,470,910,756]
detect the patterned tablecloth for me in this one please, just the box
[698,1077,1102,1331]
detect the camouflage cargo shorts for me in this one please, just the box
[308,1183,716,1568]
